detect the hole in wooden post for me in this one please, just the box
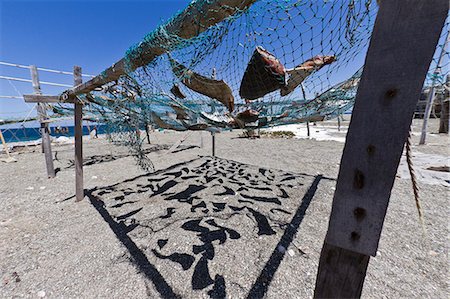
[385,88,397,98]
[353,169,365,189]
[350,231,360,241]
[353,207,366,221]
[366,144,375,155]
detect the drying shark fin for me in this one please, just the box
[280,55,336,97]
[169,57,235,112]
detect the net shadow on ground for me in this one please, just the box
[84,155,331,298]
[62,144,198,169]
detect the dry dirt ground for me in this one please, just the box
[0,119,448,298]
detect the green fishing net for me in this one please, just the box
[49,1,448,170]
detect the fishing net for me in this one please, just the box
[422,17,449,115]
[48,1,447,170]
[103,0,376,121]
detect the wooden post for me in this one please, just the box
[74,66,84,202]
[30,65,55,178]
[211,132,215,157]
[439,74,449,134]
[337,109,341,132]
[419,29,449,144]
[306,120,310,137]
[211,68,217,113]
[0,129,17,163]
[145,122,151,144]
[314,1,447,298]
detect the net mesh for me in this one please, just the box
[50,0,448,170]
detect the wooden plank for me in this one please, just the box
[23,94,75,103]
[62,0,258,98]
[314,243,370,298]
[314,0,448,298]
[74,66,84,202]
[324,0,448,257]
[30,65,55,178]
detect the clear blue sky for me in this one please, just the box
[0,0,190,120]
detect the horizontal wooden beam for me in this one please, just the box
[60,0,258,99]
[23,94,76,103]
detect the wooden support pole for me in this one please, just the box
[419,30,449,144]
[0,129,17,163]
[145,122,151,144]
[314,1,447,298]
[337,109,341,132]
[30,65,55,178]
[439,74,449,134]
[306,120,310,137]
[74,66,84,202]
[211,132,216,157]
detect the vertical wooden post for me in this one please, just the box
[301,83,311,137]
[30,65,55,178]
[211,132,215,157]
[306,120,310,137]
[211,68,217,113]
[0,129,16,163]
[145,122,151,144]
[337,109,341,132]
[313,1,447,298]
[419,30,449,144]
[439,74,449,134]
[74,66,84,202]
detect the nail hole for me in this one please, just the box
[354,207,366,221]
[351,231,360,241]
[353,169,364,189]
[366,145,375,155]
[385,88,397,98]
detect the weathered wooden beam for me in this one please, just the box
[74,66,84,202]
[30,65,55,178]
[314,0,448,298]
[23,94,75,103]
[61,0,258,99]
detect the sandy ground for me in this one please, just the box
[0,119,448,298]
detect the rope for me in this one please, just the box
[405,128,426,233]
[0,61,95,77]
[0,75,73,88]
